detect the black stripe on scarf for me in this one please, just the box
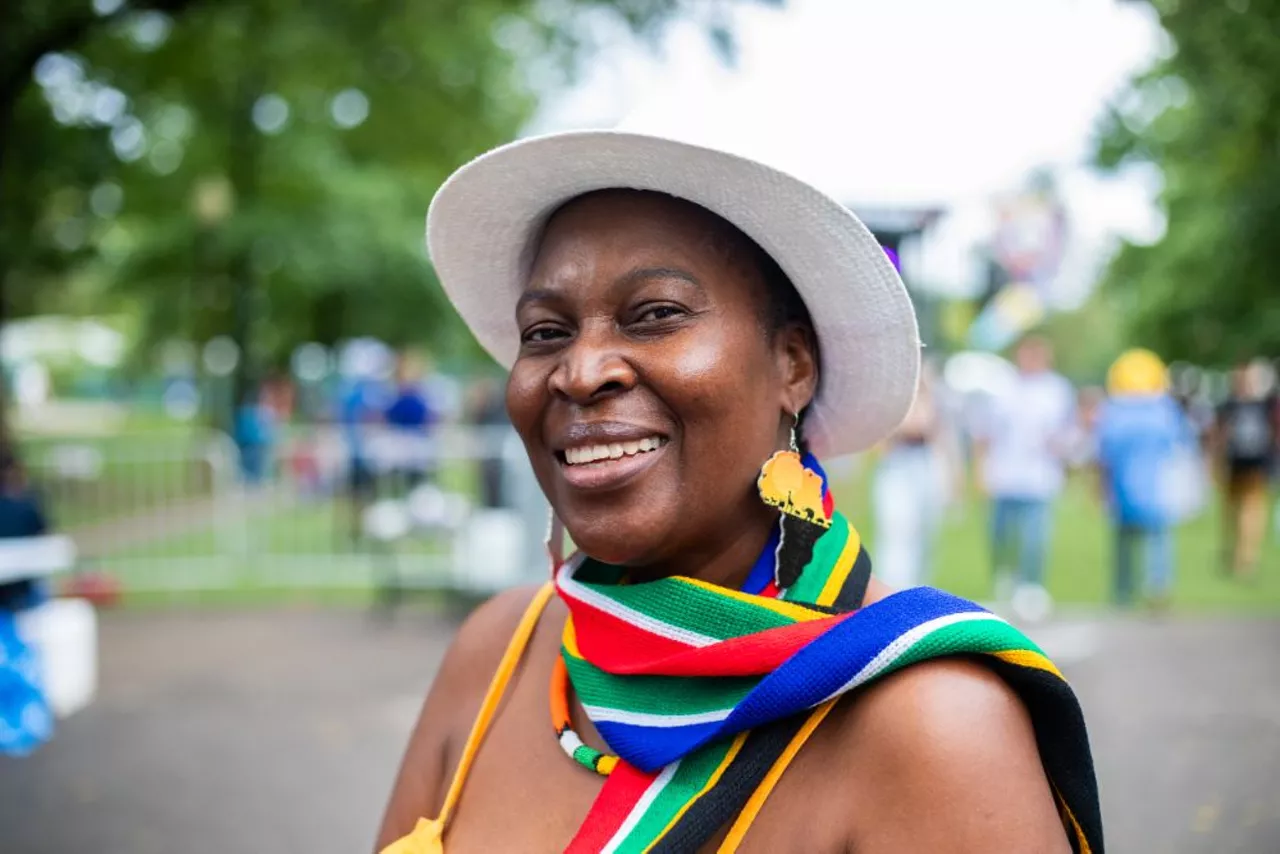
[832,547,873,612]
[984,658,1104,854]
[648,714,808,853]
[648,549,875,851]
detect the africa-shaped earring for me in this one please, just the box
[756,413,832,590]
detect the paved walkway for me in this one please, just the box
[0,608,1276,853]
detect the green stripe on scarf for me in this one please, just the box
[563,654,754,716]
[576,572,798,640]
[619,740,736,849]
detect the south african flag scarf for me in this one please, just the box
[555,464,1103,853]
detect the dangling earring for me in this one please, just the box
[545,507,566,578]
[756,412,832,590]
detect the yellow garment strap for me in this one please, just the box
[439,581,556,827]
[717,698,838,853]
[381,582,557,854]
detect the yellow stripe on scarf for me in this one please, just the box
[1053,783,1094,854]
[562,619,583,660]
[672,576,829,622]
[992,648,1064,679]
[816,526,861,607]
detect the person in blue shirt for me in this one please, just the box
[335,372,386,544]
[233,383,277,486]
[383,353,438,490]
[1095,349,1198,609]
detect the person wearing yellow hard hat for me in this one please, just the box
[1106,348,1169,397]
[1095,349,1199,609]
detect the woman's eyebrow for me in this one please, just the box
[515,287,561,313]
[612,266,703,292]
[516,266,703,315]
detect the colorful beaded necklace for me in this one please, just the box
[550,655,618,776]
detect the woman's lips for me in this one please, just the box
[557,437,669,491]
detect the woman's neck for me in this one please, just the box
[622,498,779,590]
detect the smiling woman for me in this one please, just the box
[375,131,1104,854]
[508,189,815,576]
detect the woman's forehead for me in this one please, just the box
[529,190,761,286]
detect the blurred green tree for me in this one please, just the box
[1,0,779,433]
[1094,0,1280,366]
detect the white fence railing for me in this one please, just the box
[22,425,551,597]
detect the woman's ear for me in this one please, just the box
[776,323,819,416]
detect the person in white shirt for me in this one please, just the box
[973,336,1078,615]
[872,361,962,589]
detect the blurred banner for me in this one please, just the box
[968,180,1069,351]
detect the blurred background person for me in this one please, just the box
[1095,349,1196,610]
[260,369,296,424]
[871,361,961,589]
[232,382,277,487]
[973,335,1078,620]
[465,375,512,510]
[1066,384,1106,469]
[0,451,49,545]
[0,450,55,757]
[336,349,388,545]
[382,351,439,493]
[1212,359,1278,578]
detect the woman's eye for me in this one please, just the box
[521,325,568,344]
[636,305,686,323]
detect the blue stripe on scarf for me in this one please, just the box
[603,587,990,771]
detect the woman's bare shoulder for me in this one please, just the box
[441,584,552,679]
[832,655,1070,852]
[374,583,551,850]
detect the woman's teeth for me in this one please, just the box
[564,437,665,466]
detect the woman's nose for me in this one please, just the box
[548,326,637,406]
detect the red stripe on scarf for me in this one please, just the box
[563,761,657,854]
[574,612,850,677]
[567,596,701,660]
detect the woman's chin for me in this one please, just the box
[572,539,644,567]
[566,521,665,567]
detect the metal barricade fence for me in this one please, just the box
[22,425,550,598]
[24,430,246,592]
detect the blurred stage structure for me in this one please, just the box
[855,206,946,348]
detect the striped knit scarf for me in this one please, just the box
[555,476,1103,853]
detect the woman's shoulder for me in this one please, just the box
[375,583,555,849]
[840,655,1032,759]
[429,583,560,718]
[850,581,1041,765]
[827,582,1070,849]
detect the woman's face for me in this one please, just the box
[507,190,817,571]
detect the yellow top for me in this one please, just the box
[380,581,827,854]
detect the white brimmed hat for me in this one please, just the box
[426,130,920,458]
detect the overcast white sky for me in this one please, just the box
[530,0,1167,301]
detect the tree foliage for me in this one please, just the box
[2,0,779,402]
[1094,0,1280,365]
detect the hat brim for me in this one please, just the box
[427,130,920,457]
